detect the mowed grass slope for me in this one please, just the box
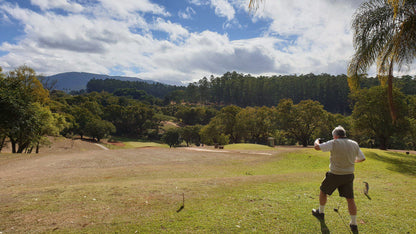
[0,145,415,233]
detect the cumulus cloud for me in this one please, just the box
[97,0,169,18]
[152,18,190,41]
[210,0,235,21]
[30,0,83,12]
[2,0,413,86]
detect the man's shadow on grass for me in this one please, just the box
[318,219,330,234]
[313,215,330,234]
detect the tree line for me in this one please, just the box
[178,72,416,114]
[87,71,416,115]
[87,78,185,100]
[2,66,416,153]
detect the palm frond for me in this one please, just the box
[249,0,263,12]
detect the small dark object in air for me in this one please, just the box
[176,193,185,213]
[363,182,371,200]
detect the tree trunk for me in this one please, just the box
[10,139,16,153]
[17,141,29,153]
[36,143,39,154]
[387,61,397,123]
[302,138,308,147]
[17,145,26,153]
[27,147,33,154]
[379,136,388,150]
[0,136,5,152]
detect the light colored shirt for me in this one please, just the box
[319,138,365,175]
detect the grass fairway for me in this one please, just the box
[0,146,415,233]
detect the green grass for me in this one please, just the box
[0,148,415,233]
[224,143,275,150]
[105,137,169,149]
[123,141,169,148]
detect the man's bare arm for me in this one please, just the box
[314,139,320,151]
[355,158,365,163]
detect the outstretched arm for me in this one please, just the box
[314,139,321,151]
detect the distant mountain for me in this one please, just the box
[42,72,158,91]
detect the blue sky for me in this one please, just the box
[0,0,393,85]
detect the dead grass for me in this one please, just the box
[0,136,104,154]
[0,146,297,233]
[1,144,415,233]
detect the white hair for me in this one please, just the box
[332,125,346,137]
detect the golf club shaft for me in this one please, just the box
[336,211,352,234]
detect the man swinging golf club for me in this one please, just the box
[312,126,366,233]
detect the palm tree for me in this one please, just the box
[348,0,416,122]
[248,0,262,11]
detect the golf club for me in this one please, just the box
[334,206,352,234]
[363,182,371,200]
[176,193,185,213]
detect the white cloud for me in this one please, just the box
[30,0,83,12]
[238,0,363,75]
[188,0,210,6]
[97,0,169,18]
[178,6,196,19]
[1,0,415,86]
[152,18,190,41]
[210,0,235,21]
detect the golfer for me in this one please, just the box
[312,126,365,232]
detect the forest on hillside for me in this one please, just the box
[2,66,416,153]
[87,71,416,114]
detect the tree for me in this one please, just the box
[234,106,276,144]
[85,118,116,142]
[351,86,409,149]
[6,103,65,153]
[181,125,202,147]
[162,128,181,148]
[276,99,327,147]
[215,105,242,143]
[249,0,263,11]
[0,66,60,153]
[70,106,97,139]
[348,0,416,122]
[199,118,223,146]
[175,107,204,125]
[0,67,7,152]
[6,65,49,104]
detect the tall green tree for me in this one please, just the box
[276,99,328,147]
[199,118,224,146]
[162,128,181,148]
[348,0,416,122]
[181,125,202,147]
[234,106,276,144]
[215,105,242,143]
[351,86,409,149]
[0,66,62,153]
[84,118,115,142]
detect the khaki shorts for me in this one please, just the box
[320,172,354,199]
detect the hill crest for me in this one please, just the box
[44,72,158,91]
